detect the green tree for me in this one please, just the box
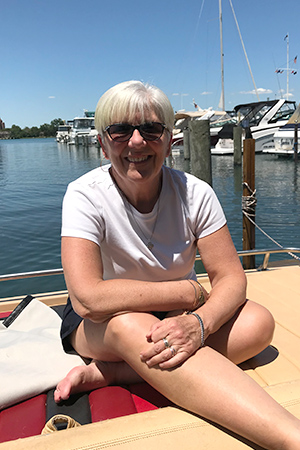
[29,126,40,137]
[39,123,53,137]
[10,125,22,139]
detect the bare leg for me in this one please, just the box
[55,301,272,402]
[55,304,300,448]
[90,312,300,449]
[54,359,142,403]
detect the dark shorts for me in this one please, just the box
[60,297,83,353]
[60,297,168,354]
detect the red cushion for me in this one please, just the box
[89,386,139,421]
[0,384,172,443]
[0,312,10,319]
[129,383,173,412]
[0,394,47,443]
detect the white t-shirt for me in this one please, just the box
[61,165,226,282]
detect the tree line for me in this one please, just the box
[4,119,64,139]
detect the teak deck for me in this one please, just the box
[1,262,300,449]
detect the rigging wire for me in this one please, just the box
[228,0,260,101]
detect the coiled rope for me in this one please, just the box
[242,182,300,261]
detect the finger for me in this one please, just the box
[158,351,189,369]
[140,340,167,362]
[146,322,169,343]
[144,347,176,368]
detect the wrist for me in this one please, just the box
[187,279,207,311]
[186,311,205,348]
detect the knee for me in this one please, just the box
[107,312,155,345]
[244,301,275,349]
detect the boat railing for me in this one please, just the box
[0,248,299,283]
[195,247,300,271]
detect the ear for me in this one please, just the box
[166,133,172,158]
[98,134,109,160]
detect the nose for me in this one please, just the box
[128,128,146,146]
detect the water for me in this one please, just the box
[0,138,299,298]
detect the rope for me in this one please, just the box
[242,183,300,261]
[242,182,257,216]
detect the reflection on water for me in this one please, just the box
[0,138,299,297]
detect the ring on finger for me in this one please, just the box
[170,346,176,357]
[163,337,170,348]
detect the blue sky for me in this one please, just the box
[1,0,299,128]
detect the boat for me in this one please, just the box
[56,124,72,143]
[171,99,296,155]
[171,0,297,157]
[268,102,300,156]
[212,98,297,155]
[68,111,98,146]
[1,247,300,449]
[172,109,235,152]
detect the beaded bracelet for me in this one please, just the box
[187,279,205,310]
[186,311,205,348]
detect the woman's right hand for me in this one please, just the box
[140,312,206,369]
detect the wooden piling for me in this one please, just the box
[189,120,212,186]
[242,138,256,269]
[233,126,242,165]
[183,128,190,160]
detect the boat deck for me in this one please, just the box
[1,261,300,449]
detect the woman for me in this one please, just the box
[55,80,300,449]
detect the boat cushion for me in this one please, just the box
[0,383,172,443]
[0,296,85,410]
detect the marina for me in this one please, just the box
[1,137,299,298]
[1,0,300,447]
[0,134,299,448]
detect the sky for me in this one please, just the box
[1,0,300,128]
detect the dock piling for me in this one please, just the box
[242,138,256,269]
[189,120,212,186]
[233,125,242,165]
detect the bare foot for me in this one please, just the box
[54,360,142,403]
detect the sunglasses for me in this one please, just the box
[104,122,168,142]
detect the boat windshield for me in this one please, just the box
[73,119,94,129]
[237,103,275,127]
[57,126,70,132]
[269,102,296,123]
[235,101,297,127]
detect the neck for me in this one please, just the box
[110,168,162,213]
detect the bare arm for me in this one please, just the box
[141,224,247,368]
[195,224,247,339]
[61,236,206,322]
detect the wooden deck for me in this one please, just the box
[1,261,300,449]
[201,262,300,421]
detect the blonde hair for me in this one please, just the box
[95,80,174,137]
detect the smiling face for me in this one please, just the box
[99,111,172,192]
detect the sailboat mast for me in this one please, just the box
[219,0,225,111]
[286,33,289,98]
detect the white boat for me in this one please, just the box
[68,112,98,146]
[56,124,72,143]
[212,99,296,155]
[172,109,235,152]
[172,99,296,155]
[268,103,300,156]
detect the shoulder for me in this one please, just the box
[162,165,215,198]
[68,164,112,191]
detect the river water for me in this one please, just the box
[0,138,299,298]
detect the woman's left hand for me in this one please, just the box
[140,313,203,369]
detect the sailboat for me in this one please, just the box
[172,0,297,155]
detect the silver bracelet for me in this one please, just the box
[187,279,205,310]
[186,311,205,348]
